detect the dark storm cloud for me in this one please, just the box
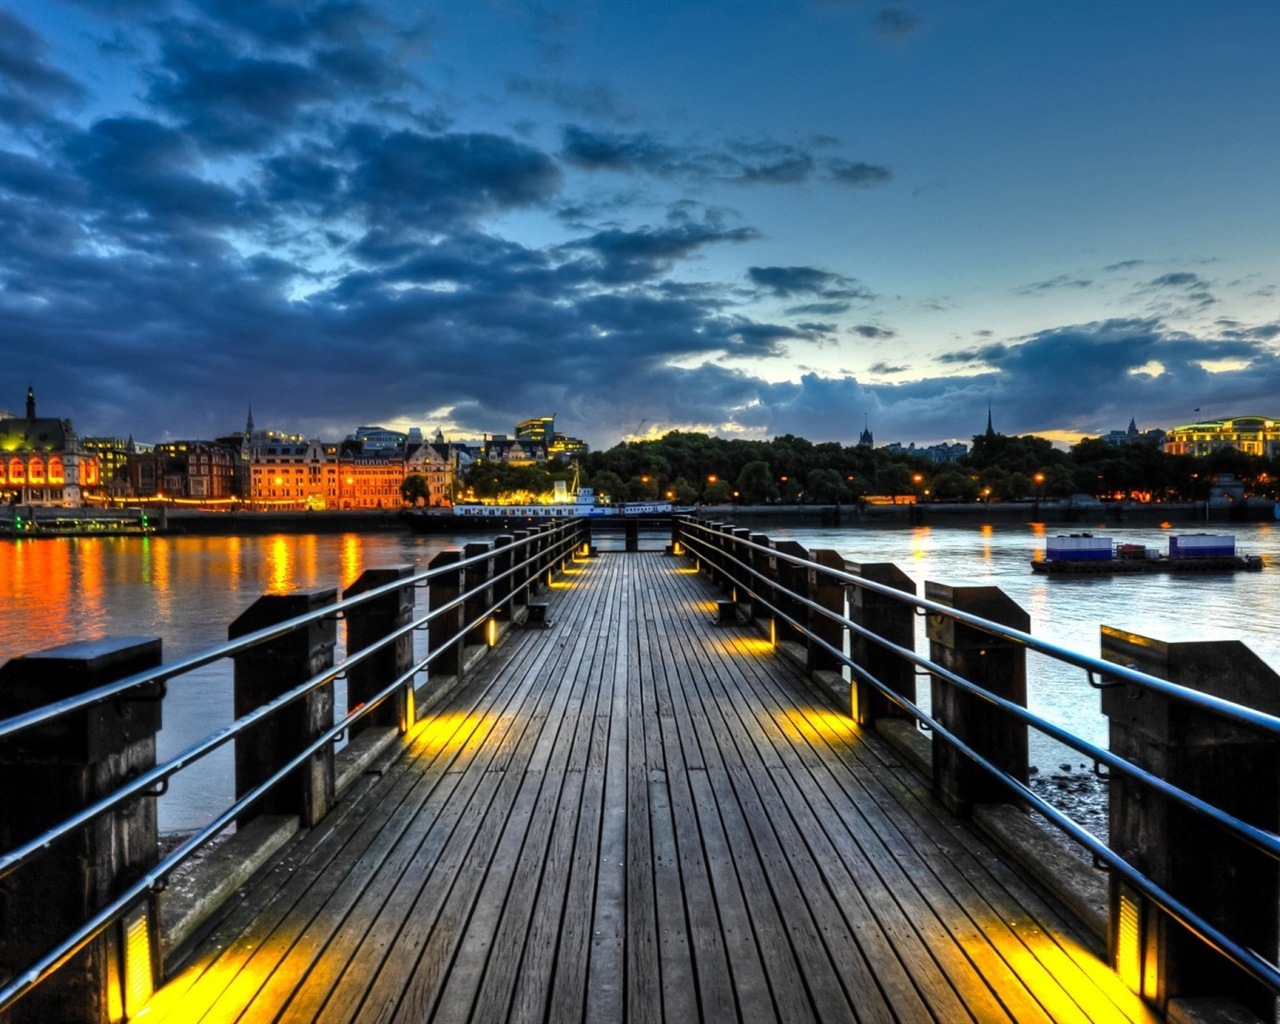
[869,362,907,374]
[194,0,384,47]
[786,301,852,316]
[508,77,625,118]
[560,125,886,188]
[0,8,85,126]
[1018,274,1092,294]
[874,7,921,41]
[825,159,892,188]
[560,213,758,285]
[145,14,408,152]
[1149,272,1204,289]
[342,124,563,231]
[1104,259,1144,272]
[851,324,896,339]
[748,266,874,301]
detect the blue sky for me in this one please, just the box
[2,0,1277,450]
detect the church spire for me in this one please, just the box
[246,405,255,435]
[985,402,995,438]
[26,385,35,422]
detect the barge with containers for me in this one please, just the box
[1032,533,1263,574]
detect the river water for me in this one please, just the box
[3,520,1277,832]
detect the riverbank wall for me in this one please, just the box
[148,498,1274,536]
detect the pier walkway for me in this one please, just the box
[139,551,1153,1023]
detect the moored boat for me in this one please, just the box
[1032,533,1263,574]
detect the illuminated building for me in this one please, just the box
[0,387,100,506]
[1163,415,1280,458]
[246,435,456,510]
[128,441,236,501]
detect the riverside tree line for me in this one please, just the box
[436,430,1276,507]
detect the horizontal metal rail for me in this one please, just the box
[0,520,585,1013]
[677,518,1280,997]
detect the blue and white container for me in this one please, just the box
[1045,535,1113,561]
[1168,534,1235,559]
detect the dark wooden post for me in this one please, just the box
[848,562,917,724]
[924,582,1029,816]
[343,566,415,733]
[625,518,639,552]
[492,535,515,618]
[508,531,531,613]
[0,638,163,1024]
[806,550,847,675]
[773,540,809,646]
[729,528,752,601]
[428,551,465,679]
[747,533,773,627]
[230,589,337,828]
[463,541,493,646]
[1100,627,1280,1018]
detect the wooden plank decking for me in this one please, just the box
[142,552,1156,1023]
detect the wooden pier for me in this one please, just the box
[138,551,1152,1023]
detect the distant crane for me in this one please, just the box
[631,418,647,442]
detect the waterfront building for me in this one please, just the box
[1097,418,1166,447]
[880,440,968,464]
[246,434,457,510]
[0,387,100,506]
[483,434,547,466]
[128,441,237,502]
[515,415,587,458]
[1163,415,1280,458]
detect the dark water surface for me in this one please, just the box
[3,521,1277,830]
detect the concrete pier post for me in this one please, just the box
[427,551,465,679]
[343,566,415,733]
[0,638,163,1024]
[229,589,337,828]
[924,582,1029,816]
[1100,627,1280,1018]
[847,562,918,724]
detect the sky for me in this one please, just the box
[2,0,1278,451]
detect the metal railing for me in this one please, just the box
[676,517,1280,1012]
[0,520,586,1016]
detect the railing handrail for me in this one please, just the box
[0,528,560,743]
[676,517,1280,998]
[680,518,1280,740]
[0,519,586,1014]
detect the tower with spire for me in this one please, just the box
[857,415,873,447]
[985,402,995,438]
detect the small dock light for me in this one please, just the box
[123,902,156,1017]
[487,617,498,647]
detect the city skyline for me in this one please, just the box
[3,1,1278,450]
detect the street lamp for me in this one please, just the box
[1032,472,1045,522]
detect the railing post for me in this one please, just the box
[463,542,494,646]
[492,535,515,618]
[924,582,1029,816]
[427,551,465,679]
[0,638,163,1024]
[508,532,531,613]
[773,540,809,646]
[747,533,773,628]
[229,589,337,829]
[343,566,415,733]
[806,550,847,675]
[847,562,917,724]
[729,528,752,601]
[625,518,639,552]
[1100,627,1280,1018]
